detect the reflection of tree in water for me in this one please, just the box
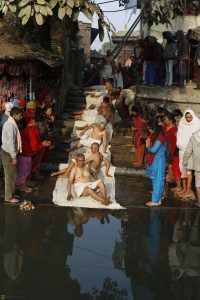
[92,277,127,300]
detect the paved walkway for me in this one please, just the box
[0,172,198,209]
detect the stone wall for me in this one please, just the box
[134,82,200,116]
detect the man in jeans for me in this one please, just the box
[1,107,22,203]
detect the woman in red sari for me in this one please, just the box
[163,112,181,192]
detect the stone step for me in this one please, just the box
[48,150,68,163]
[66,95,86,103]
[110,136,133,146]
[60,127,72,136]
[110,144,134,154]
[113,128,132,137]
[111,153,135,168]
[64,102,86,110]
[68,90,84,97]
[55,119,75,128]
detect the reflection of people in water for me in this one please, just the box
[3,207,23,283]
[122,209,172,299]
[67,207,110,237]
[168,209,200,299]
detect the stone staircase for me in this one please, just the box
[47,89,139,171]
[48,87,86,164]
[110,120,136,168]
[63,87,86,119]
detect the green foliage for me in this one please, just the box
[0,0,108,40]
[142,0,200,27]
[91,277,128,300]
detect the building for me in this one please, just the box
[0,17,63,112]
[77,21,99,62]
[111,27,142,65]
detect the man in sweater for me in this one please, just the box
[1,107,22,203]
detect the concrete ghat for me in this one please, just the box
[135,83,200,116]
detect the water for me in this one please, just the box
[0,206,200,300]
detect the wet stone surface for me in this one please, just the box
[0,206,199,300]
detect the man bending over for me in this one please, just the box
[67,153,111,206]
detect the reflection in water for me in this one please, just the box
[0,206,199,300]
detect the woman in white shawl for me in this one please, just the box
[176,109,200,197]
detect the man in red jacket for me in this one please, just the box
[16,118,50,192]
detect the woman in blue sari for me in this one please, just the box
[146,120,167,206]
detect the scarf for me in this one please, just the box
[177,109,200,152]
[8,116,22,153]
[147,133,166,165]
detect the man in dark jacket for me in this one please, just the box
[176,30,189,88]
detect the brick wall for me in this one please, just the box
[77,21,91,61]
[50,20,64,55]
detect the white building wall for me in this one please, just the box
[142,15,200,43]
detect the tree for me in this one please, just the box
[0,0,108,40]
[142,0,200,27]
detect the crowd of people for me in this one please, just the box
[85,29,200,90]
[1,72,200,208]
[0,97,55,203]
[129,101,200,207]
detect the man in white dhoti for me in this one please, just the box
[65,122,107,153]
[67,153,111,206]
[101,50,115,83]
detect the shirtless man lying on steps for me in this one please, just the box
[67,153,111,206]
[65,122,107,153]
[51,143,111,178]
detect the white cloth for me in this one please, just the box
[52,86,124,209]
[177,109,200,152]
[74,179,101,197]
[53,165,124,209]
[101,65,112,79]
[80,133,101,147]
[116,72,124,89]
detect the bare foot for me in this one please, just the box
[67,194,73,201]
[176,190,186,195]
[146,201,161,207]
[171,187,182,193]
[103,197,111,206]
